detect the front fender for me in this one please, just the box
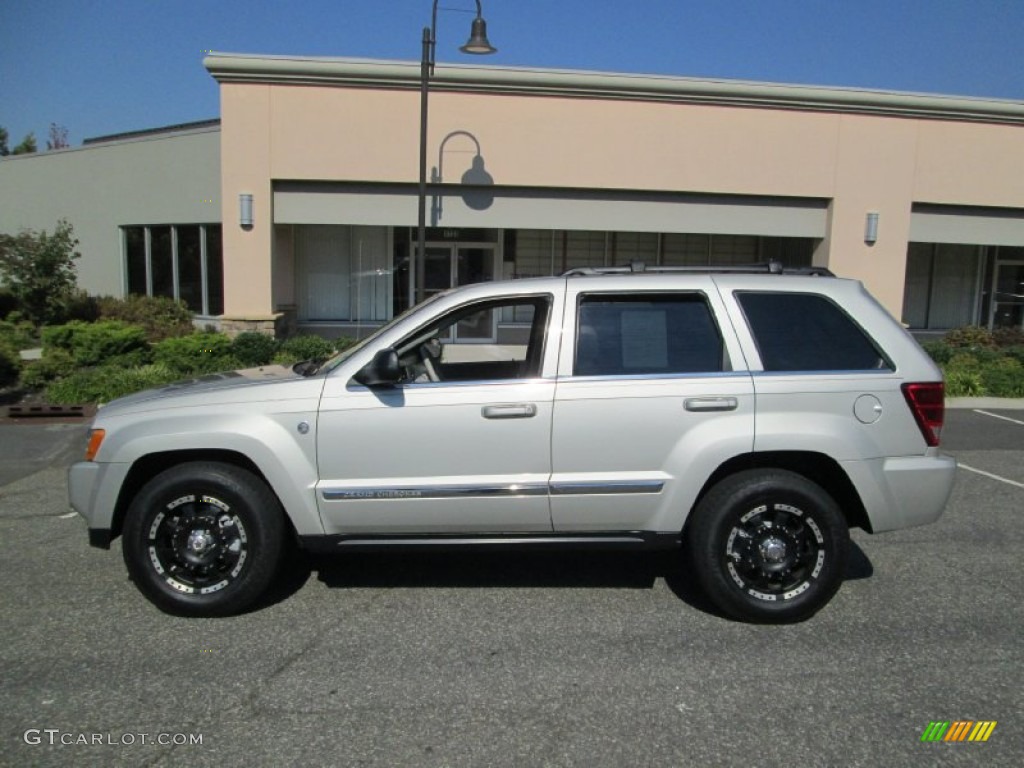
[95,404,324,536]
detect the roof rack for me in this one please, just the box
[562,260,834,277]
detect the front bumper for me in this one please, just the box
[68,461,130,548]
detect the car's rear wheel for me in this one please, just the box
[687,469,849,623]
[122,462,285,617]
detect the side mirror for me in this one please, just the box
[352,348,401,387]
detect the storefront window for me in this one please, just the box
[122,224,224,316]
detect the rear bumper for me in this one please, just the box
[845,454,957,533]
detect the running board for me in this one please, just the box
[299,532,681,554]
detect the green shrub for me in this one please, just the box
[920,340,953,365]
[18,348,76,390]
[334,336,357,353]
[979,359,1024,398]
[230,332,278,367]
[45,363,180,405]
[153,332,237,375]
[945,353,980,373]
[992,326,1024,348]
[42,320,151,367]
[944,369,984,398]
[64,290,101,322]
[0,219,80,324]
[944,325,995,349]
[96,294,194,342]
[0,345,19,387]
[1003,346,1024,367]
[0,318,38,351]
[0,288,20,319]
[276,334,336,365]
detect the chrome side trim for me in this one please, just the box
[322,479,666,500]
[549,480,665,496]
[322,483,549,501]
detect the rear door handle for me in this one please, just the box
[684,397,738,412]
[482,403,537,419]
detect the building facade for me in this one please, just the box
[2,54,1022,337]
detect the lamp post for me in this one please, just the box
[416,0,496,304]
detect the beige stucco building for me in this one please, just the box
[2,53,1023,337]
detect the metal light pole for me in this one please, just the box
[416,0,496,305]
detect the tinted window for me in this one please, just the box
[575,293,723,376]
[738,292,889,372]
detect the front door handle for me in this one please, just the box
[482,403,537,419]
[684,397,738,412]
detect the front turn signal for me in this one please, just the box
[85,429,106,462]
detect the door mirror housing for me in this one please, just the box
[352,348,401,388]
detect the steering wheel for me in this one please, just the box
[418,338,442,382]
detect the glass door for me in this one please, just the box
[990,261,1024,329]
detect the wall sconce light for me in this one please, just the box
[239,193,254,228]
[864,212,879,245]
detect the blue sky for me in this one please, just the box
[2,0,1022,147]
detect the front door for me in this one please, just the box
[990,261,1024,329]
[315,291,560,535]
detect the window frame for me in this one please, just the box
[121,224,223,316]
[735,290,894,374]
[391,293,554,387]
[571,290,729,379]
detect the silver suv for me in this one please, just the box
[69,263,956,623]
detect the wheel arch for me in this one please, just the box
[110,450,296,543]
[688,451,872,534]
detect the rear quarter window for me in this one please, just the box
[737,291,891,372]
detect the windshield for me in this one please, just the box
[319,292,450,374]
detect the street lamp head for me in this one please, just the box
[460,16,497,55]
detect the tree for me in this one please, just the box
[11,132,36,155]
[0,220,81,324]
[0,126,9,156]
[46,123,69,150]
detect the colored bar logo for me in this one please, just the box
[921,721,997,742]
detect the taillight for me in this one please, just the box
[901,382,944,447]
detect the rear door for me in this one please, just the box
[550,277,755,533]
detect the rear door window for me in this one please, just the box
[737,292,891,372]
[575,293,724,376]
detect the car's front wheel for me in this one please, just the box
[686,469,849,623]
[122,462,285,617]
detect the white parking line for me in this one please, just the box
[59,512,77,519]
[959,463,1024,490]
[973,409,1024,427]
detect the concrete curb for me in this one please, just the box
[946,397,1024,410]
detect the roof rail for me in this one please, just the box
[562,260,834,277]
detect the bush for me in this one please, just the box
[920,340,953,366]
[64,290,101,323]
[0,318,38,351]
[153,332,237,375]
[276,334,336,365]
[0,345,19,388]
[979,359,1024,398]
[992,326,1024,348]
[944,325,995,349]
[0,288,20,319]
[45,363,180,405]
[230,332,278,367]
[1003,346,1024,367]
[42,320,151,367]
[335,336,357,353]
[944,369,984,398]
[96,294,194,342]
[18,348,76,390]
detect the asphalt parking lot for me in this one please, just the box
[1,406,1022,767]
